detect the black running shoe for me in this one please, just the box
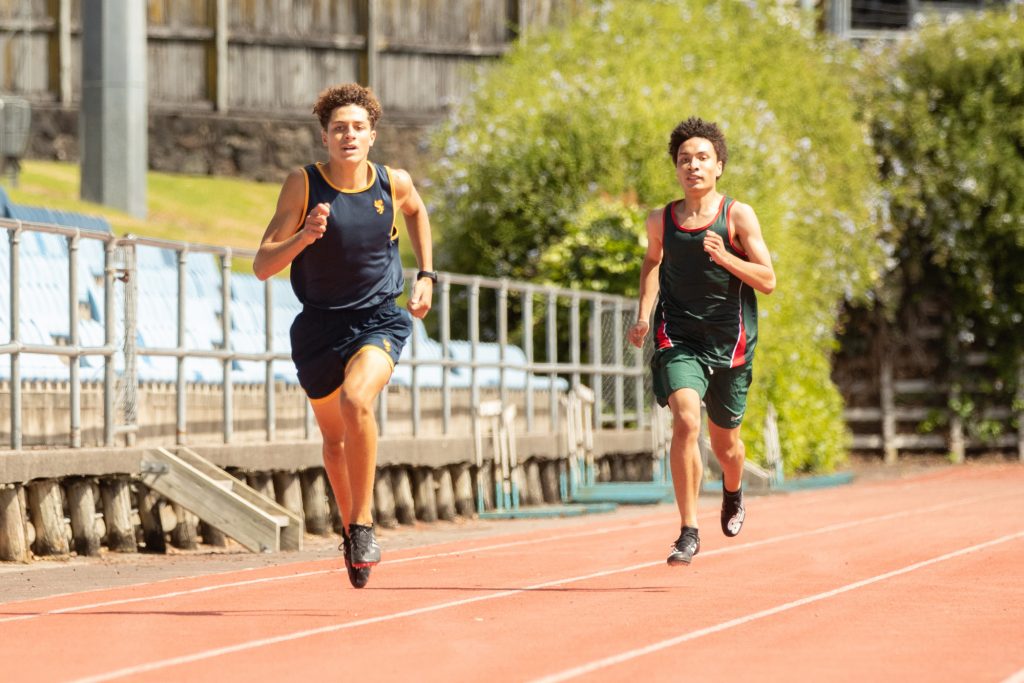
[721,487,745,537]
[667,527,700,566]
[340,532,371,589]
[348,523,381,568]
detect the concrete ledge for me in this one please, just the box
[0,429,654,483]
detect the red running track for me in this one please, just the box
[1,464,1022,682]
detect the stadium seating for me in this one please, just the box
[0,189,566,391]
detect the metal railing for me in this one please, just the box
[1,219,649,450]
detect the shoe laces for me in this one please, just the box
[673,529,699,550]
[349,525,377,553]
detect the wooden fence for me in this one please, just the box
[0,0,583,114]
[836,300,1023,463]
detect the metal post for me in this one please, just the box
[633,300,645,429]
[546,288,558,433]
[469,279,481,415]
[305,397,314,440]
[264,278,275,442]
[221,251,233,443]
[590,298,602,431]
[411,298,420,437]
[103,238,115,446]
[440,276,451,434]
[122,242,139,447]
[570,292,580,390]
[949,381,965,465]
[176,249,188,445]
[522,287,534,433]
[827,0,851,38]
[80,0,148,217]
[881,353,896,464]
[68,232,81,448]
[498,279,508,408]
[9,227,21,450]
[613,298,625,430]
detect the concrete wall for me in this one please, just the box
[29,103,437,185]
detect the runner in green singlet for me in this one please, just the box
[628,117,776,566]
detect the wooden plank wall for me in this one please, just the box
[0,0,580,115]
[835,299,1023,462]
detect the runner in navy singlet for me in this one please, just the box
[627,117,776,566]
[254,84,435,588]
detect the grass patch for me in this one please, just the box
[3,159,420,278]
[5,159,279,254]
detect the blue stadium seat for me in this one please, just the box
[133,246,224,382]
[229,273,302,385]
[447,339,567,390]
[391,319,464,388]
[0,184,111,233]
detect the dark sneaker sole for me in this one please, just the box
[722,508,745,537]
[667,547,698,566]
[347,565,371,589]
[350,559,379,569]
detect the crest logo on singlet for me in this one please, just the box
[382,339,392,353]
[374,199,385,214]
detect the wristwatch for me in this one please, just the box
[416,270,438,283]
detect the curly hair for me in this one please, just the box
[667,117,727,170]
[312,83,383,130]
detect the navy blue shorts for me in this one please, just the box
[289,299,412,401]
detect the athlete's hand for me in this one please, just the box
[703,231,729,266]
[300,202,330,245]
[407,277,433,319]
[628,319,649,349]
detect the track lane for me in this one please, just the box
[0,465,1018,682]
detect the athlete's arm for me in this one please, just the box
[392,168,433,319]
[628,209,664,349]
[703,201,776,294]
[253,169,326,281]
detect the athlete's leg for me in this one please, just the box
[707,421,745,494]
[708,421,747,537]
[667,387,704,528]
[337,347,393,526]
[309,395,352,527]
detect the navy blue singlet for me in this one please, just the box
[290,162,404,310]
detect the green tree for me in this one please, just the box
[862,8,1024,390]
[431,0,885,473]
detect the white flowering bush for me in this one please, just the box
[862,7,1023,396]
[431,0,885,473]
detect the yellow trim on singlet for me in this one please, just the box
[295,168,310,231]
[384,165,398,240]
[314,161,377,194]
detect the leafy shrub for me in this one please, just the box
[861,7,1024,388]
[431,0,886,473]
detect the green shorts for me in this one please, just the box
[651,346,753,429]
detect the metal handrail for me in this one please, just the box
[2,219,649,450]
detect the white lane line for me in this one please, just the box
[0,515,675,624]
[533,531,1024,683]
[66,493,1007,683]
[1003,667,1024,683]
[0,475,918,612]
[0,490,994,627]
